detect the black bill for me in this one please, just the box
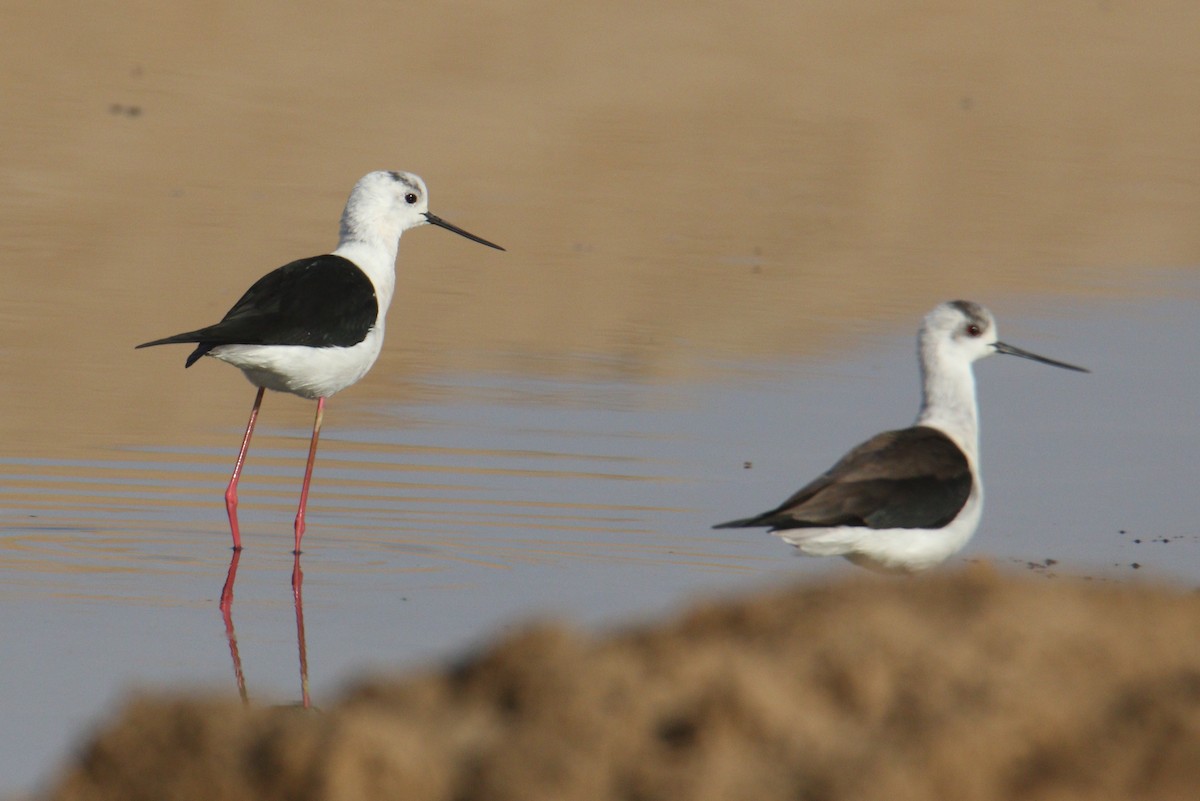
[424,212,505,250]
[994,341,1089,373]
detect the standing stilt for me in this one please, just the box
[136,171,503,552]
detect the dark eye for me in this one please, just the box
[966,324,982,337]
[404,193,418,204]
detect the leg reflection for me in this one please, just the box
[219,549,249,704]
[217,549,313,709]
[292,553,312,709]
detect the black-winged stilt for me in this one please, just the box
[715,300,1087,572]
[138,171,503,552]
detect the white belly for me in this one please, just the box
[209,327,384,400]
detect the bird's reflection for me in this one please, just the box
[218,549,312,709]
[291,552,312,709]
[219,549,249,703]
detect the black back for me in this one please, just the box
[136,255,378,366]
[715,425,972,531]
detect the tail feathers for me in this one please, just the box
[136,332,212,368]
[712,514,772,530]
[137,333,197,349]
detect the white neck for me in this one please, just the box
[913,340,981,464]
[332,225,401,316]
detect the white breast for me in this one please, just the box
[211,325,385,400]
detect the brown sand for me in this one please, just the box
[38,569,1200,801]
[4,2,1200,456]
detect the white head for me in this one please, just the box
[920,300,1088,373]
[920,300,999,368]
[914,300,1086,457]
[338,170,504,251]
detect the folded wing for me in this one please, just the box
[715,426,972,531]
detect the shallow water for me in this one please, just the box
[5,286,1200,792]
[6,1,1200,795]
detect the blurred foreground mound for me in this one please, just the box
[42,569,1200,801]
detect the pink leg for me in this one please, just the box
[293,396,326,554]
[225,387,265,551]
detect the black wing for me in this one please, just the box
[136,255,378,366]
[714,426,972,531]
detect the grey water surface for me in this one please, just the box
[2,287,1197,795]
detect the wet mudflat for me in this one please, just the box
[4,2,1200,797]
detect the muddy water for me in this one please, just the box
[4,1,1200,795]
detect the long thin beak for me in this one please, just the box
[994,341,1089,373]
[423,212,505,251]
